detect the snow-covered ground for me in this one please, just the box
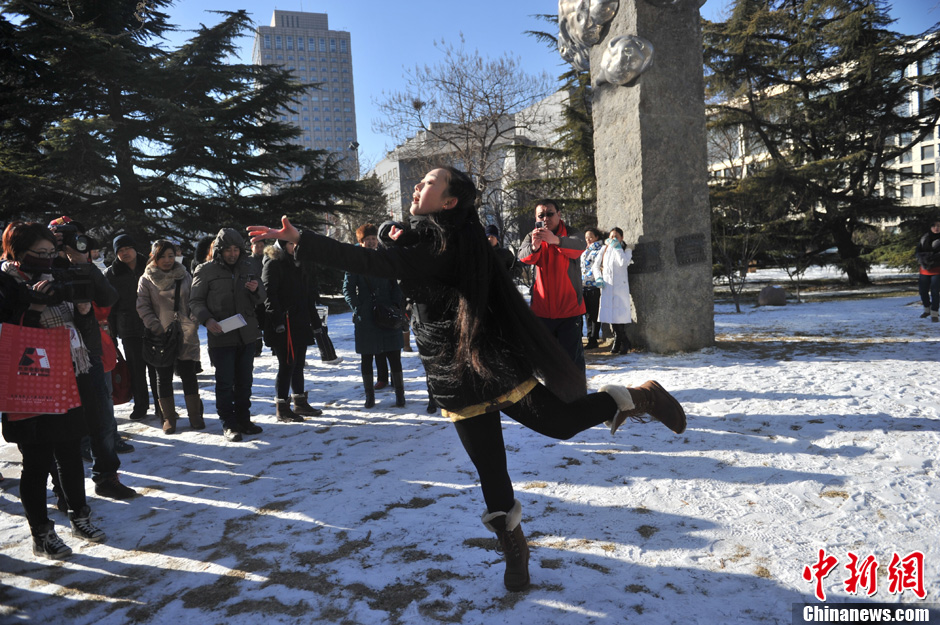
[1,274,937,624]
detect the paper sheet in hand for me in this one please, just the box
[218,314,247,333]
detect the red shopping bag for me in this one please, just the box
[111,346,132,405]
[0,323,81,420]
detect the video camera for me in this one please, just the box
[50,223,97,254]
[28,264,95,305]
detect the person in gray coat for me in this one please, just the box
[190,228,266,442]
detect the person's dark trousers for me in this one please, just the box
[76,361,120,483]
[156,359,200,398]
[121,336,152,418]
[582,287,601,341]
[537,315,586,373]
[209,343,255,428]
[453,384,617,513]
[19,440,87,530]
[919,273,940,311]
[275,346,307,400]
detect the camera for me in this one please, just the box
[51,223,96,254]
[535,221,544,229]
[29,264,95,305]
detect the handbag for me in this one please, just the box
[111,345,133,405]
[143,280,183,368]
[0,322,81,420]
[366,278,408,331]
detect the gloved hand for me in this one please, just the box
[595,276,605,288]
[606,238,620,248]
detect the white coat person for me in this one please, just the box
[592,227,633,354]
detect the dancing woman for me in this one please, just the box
[249,166,686,591]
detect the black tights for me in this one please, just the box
[19,440,87,532]
[453,383,618,514]
[361,351,401,386]
[275,347,307,400]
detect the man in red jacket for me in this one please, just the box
[518,200,587,373]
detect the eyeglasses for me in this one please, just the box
[27,249,56,259]
[537,212,556,219]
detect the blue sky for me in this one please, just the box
[163,1,934,167]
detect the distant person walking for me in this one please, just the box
[915,219,940,322]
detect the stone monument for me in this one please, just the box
[559,0,714,353]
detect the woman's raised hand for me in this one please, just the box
[247,216,301,245]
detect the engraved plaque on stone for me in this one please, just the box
[674,233,707,266]
[629,240,662,274]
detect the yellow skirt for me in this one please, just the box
[441,378,538,422]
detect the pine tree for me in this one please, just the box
[704,0,940,285]
[0,1,371,250]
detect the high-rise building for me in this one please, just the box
[253,10,358,181]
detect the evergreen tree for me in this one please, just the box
[513,15,597,233]
[0,1,368,249]
[704,0,940,284]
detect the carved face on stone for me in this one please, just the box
[597,35,654,86]
[558,28,591,72]
[559,0,619,46]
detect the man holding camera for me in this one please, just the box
[48,217,137,499]
[517,200,587,374]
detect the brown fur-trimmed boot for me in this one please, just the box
[184,394,205,430]
[482,500,530,592]
[275,398,304,423]
[600,381,686,435]
[157,397,178,435]
[292,391,323,416]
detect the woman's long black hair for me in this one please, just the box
[428,166,587,402]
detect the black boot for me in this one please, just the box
[391,370,405,408]
[609,338,622,354]
[482,500,530,591]
[363,368,375,409]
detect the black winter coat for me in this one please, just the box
[105,257,147,338]
[916,231,940,271]
[296,218,532,411]
[261,245,317,353]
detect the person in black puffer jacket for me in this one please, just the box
[262,239,324,421]
[248,166,687,592]
[915,219,940,322]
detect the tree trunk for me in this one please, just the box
[828,220,870,286]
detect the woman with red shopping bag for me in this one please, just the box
[0,222,106,559]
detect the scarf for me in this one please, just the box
[145,262,187,291]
